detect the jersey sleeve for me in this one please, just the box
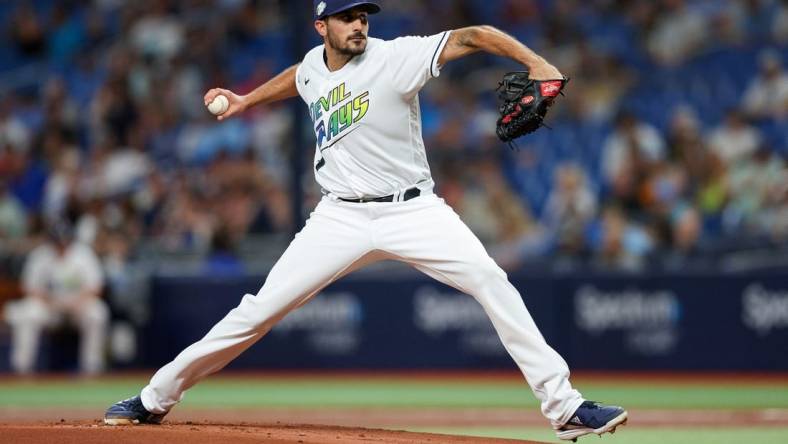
[295,59,308,100]
[295,45,322,102]
[386,31,452,98]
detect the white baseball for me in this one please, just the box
[207,95,229,115]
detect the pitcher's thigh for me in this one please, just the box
[383,200,506,294]
[245,206,375,323]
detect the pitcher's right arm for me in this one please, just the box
[203,64,300,121]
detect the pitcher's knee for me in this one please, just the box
[235,293,296,331]
[464,261,507,292]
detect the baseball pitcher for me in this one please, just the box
[105,1,626,441]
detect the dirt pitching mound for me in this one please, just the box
[0,421,550,444]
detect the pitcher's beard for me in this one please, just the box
[340,43,366,56]
[328,31,367,56]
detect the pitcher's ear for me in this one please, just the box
[315,20,327,37]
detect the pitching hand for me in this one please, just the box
[203,88,247,121]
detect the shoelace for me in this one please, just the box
[117,397,142,409]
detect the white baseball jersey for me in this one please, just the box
[295,32,451,199]
[22,242,104,300]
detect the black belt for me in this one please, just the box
[338,187,421,203]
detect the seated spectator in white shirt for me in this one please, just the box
[3,221,108,375]
[707,109,762,166]
[646,0,708,66]
[742,49,788,120]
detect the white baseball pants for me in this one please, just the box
[4,297,108,374]
[141,194,583,427]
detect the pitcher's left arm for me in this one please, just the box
[438,26,562,80]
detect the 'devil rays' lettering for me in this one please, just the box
[311,83,370,148]
[311,83,350,121]
[353,92,369,123]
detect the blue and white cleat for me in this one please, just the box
[556,401,628,442]
[104,395,167,425]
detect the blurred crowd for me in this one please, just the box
[0,0,296,287]
[416,0,788,270]
[0,0,786,294]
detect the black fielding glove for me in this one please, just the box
[496,71,568,143]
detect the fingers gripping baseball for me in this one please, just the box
[204,88,246,121]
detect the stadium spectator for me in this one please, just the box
[489,194,550,270]
[4,142,48,212]
[128,1,184,62]
[711,2,745,47]
[565,42,634,122]
[602,112,666,210]
[0,96,32,154]
[668,106,709,185]
[3,221,108,375]
[48,2,87,64]
[42,147,80,222]
[656,203,704,267]
[646,0,708,66]
[543,163,597,254]
[8,3,46,57]
[667,107,728,218]
[773,0,788,43]
[446,159,502,244]
[99,143,151,197]
[707,109,762,166]
[89,51,139,146]
[202,225,245,276]
[0,180,27,241]
[156,174,217,251]
[723,147,787,234]
[671,204,702,254]
[742,49,788,120]
[41,77,80,139]
[590,204,654,270]
[639,161,689,217]
[484,159,551,269]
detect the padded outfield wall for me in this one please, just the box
[142,270,788,371]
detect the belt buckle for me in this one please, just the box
[342,189,416,203]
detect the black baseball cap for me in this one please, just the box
[314,0,381,20]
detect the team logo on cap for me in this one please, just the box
[317,1,327,16]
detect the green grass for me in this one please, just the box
[570,383,788,409]
[0,377,786,409]
[0,376,786,443]
[410,427,788,444]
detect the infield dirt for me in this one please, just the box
[1,422,548,444]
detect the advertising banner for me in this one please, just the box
[144,272,788,370]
